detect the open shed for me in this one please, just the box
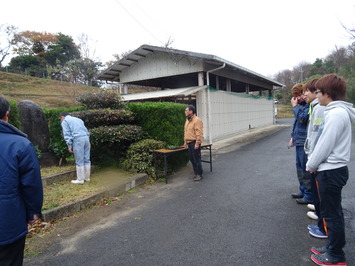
[97,44,284,143]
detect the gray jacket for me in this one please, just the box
[306,101,355,172]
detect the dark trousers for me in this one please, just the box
[310,173,324,232]
[316,166,348,260]
[0,236,26,266]
[187,141,203,176]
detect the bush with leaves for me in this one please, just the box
[127,102,186,146]
[8,100,21,129]
[121,139,165,176]
[76,90,124,109]
[70,109,135,128]
[89,124,146,162]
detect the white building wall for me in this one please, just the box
[121,51,204,84]
[196,89,274,143]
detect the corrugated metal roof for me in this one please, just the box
[97,44,284,87]
[121,85,207,102]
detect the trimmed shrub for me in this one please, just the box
[44,107,85,160]
[89,125,146,163]
[76,90,124,109]
[121,139,165,176]
[70,109,135,128]
[8,100,21,129]
[127,102,186,146]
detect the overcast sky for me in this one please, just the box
[1,0,354,77]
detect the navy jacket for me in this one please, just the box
[0,120,43,245]
[291,102,309,146]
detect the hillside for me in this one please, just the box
[0,72,98,109]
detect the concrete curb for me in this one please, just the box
[42,173,148,222]
[42,170,76,187]
[211,124,289,154]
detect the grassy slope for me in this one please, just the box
[275,104,293,119]
[0,71,97,109]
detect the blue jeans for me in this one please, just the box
[316,166,348,260]
[73,136,90,166]
[295,146,312,200]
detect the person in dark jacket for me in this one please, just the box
[289,83,312,205]
[0,96,43,266]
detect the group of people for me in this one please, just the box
[289,74,355,266]
[0,74,353,265]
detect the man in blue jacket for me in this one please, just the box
[289,83,312,205]
[0,96,43,265]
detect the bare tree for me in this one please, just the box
[292,61,312,83]
[77,33,96,59]
[325,45,349,72]
[0,24,17,67]
[342,23,355,39]
[164,36,174,48]
[105,50,132,68]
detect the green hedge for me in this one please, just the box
[70,109,135,128]
[121,139,165,176]
[8,100,21,129]
[127,102,186,146]
[90,125,146,163]
[76,90,124,109]
[44,106,85,159]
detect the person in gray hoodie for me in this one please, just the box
[303,78,327,239]
[306,74,355,266]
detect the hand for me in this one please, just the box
[183,143,187,148]
[288,138,293,148]
[68,147,73,153]
[306,169,317,174]
[28,214,39,224]
[291,97,298,107]
[194,143,199,150]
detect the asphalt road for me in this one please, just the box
[25,119,355,266]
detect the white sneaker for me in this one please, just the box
[71,179,84,184]
[307,211,318,220]
[84,178,90,182]
[307,204,315,211]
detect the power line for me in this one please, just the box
[113,0,164,45]
[131,0,170,39]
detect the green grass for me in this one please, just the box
[276,104,293,118]
[41,167,133,211]
[0,71,97,109]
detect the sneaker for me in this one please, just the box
[291,192,304,198]
[307,211,318,220]
[308,224,318,230]
[71,179,84,184]
[296,197,313,205]
[309,227,328,239]
[311,246,327,255]
[311,253,346,265]
[308,204,316,211]
[193,175,203,182]
[84,178,90,182]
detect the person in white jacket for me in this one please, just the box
[306,74,355,266]
[60,112,91,184]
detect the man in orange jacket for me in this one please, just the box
[184,105,203,182]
